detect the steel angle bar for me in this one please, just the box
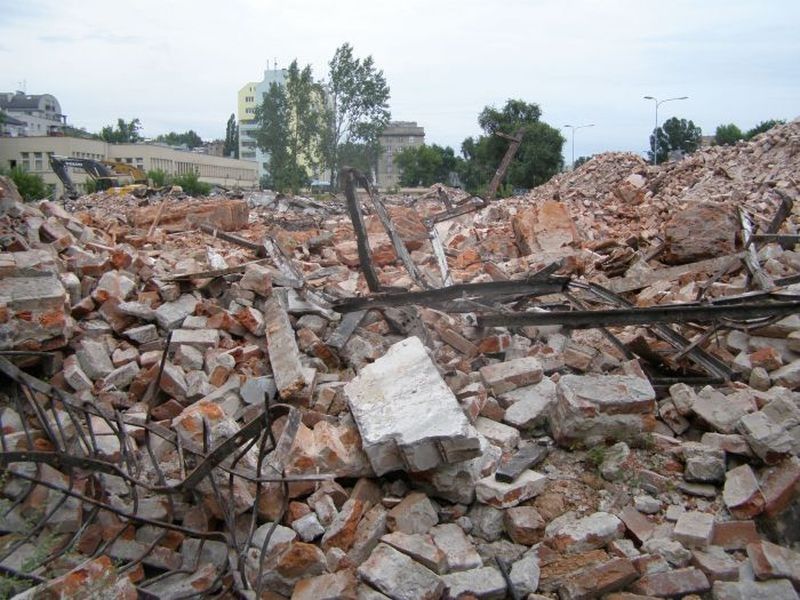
[476,299,800,328]
[333,276,569,313]
[554,281,735,380]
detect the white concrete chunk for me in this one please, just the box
[550,374,656,447]
[169,328,220,349]
[345,337,481,475]
[475,470,547,508]
[76,339,114,379]
[441,566,507,600]
[357,543,444,600]
[673,511,714,548]
[502,377,557,429]
[63,355,93,391]
[474,417,520,452]
[155,294,198,330]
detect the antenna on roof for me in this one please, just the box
[17,80,26,93]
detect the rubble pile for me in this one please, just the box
[0,120,798,599]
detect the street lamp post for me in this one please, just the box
[563,123,594,169]
[643,95,688,165]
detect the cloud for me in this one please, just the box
[39,32,142,45]
[0,0,46,28]
[3,0,798,155]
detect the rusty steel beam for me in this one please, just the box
[333,276,570,313]
[341,168,381,292]
[477,299,800,329]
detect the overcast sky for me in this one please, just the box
[2,0,798,161]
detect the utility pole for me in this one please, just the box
[563,124,594,169]
[643,96,688,165]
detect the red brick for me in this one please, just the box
[747,541,800,587]
[760,457,800,517]
[559,557,638,600]
[619,505,655,545]
[630,567,710,597]
[711,521,760,550]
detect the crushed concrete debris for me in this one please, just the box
[1,118,800,597]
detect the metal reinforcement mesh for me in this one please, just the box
[0,355,315,598]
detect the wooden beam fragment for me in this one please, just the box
[740,208,773,290]
[485,128,524,200]
[361,181,434,289]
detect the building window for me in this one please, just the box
[20,152,30,172]
[34,152,43,171]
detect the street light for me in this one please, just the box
[643,95,688,165]
[563,123,595,169]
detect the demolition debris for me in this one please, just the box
[0,119,799,598]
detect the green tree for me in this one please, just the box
[255,60,326,193]
[172,171,211,196]
[7,167,50,201]
[744,119,785,140]
[714,123,743,146]
[649,117,701,163]
[324,43,391,186]
[99,118,142,143]
[459,99,564,195]
[147,169,170,186]
[284,60,326,186]
[155,130,203,148]
[224,113,239,158]
[395,144,461,187]
[255,81,292,191]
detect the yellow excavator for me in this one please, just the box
[102,161,148,185]
[49,155,149,198]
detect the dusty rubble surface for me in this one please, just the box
[0,120,798,599]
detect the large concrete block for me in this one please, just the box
[0,275,69,350]
[0,275,66,312]
[345,336,481,476]
[550,374,656,447]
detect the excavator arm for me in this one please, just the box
[49,155,118,199]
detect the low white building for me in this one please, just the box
[0,136,259,195]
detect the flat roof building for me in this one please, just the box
[376,121,425,190]
[0,136,259,196]
[237,68,287,180]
